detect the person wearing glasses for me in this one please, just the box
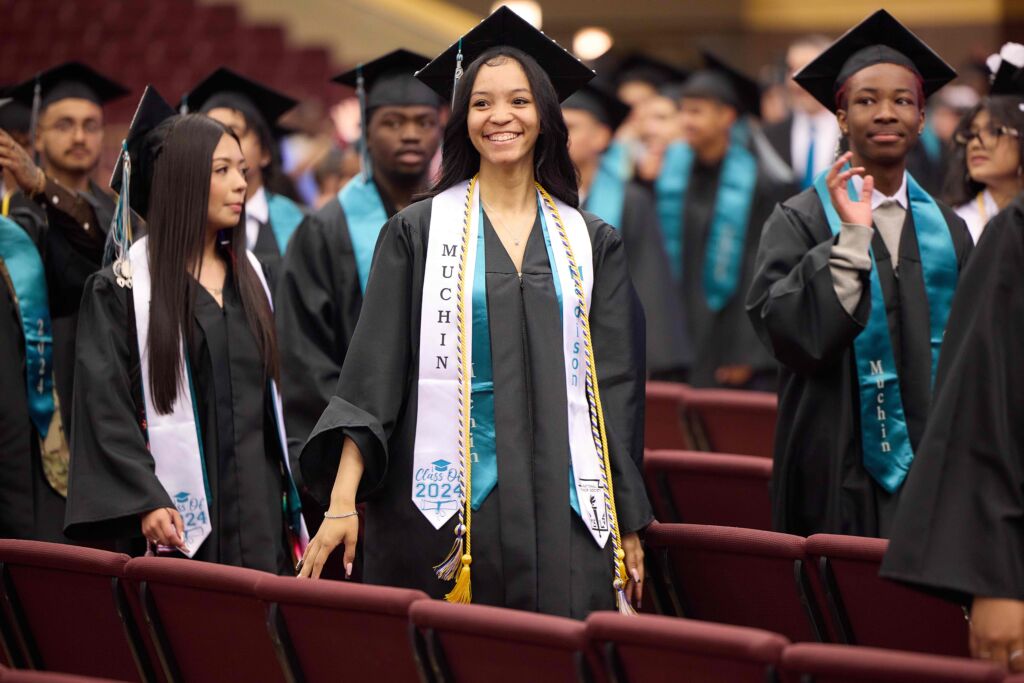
[945,44,1024,243]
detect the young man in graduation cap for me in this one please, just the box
[656,52,794,389]
[0,62,128,542]
[746,10,973,538]
[562,82,690,379]
[274,49,443,517]
[181,67,305,273]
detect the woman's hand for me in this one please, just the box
[0,129,43,195]
[827,151,874,227]
[622,532,645,609]
[297,513,359,579]
[970,597,1024,671]
[141,507,187,551]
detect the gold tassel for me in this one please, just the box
[444,554,472,604]
[615,581,638,616]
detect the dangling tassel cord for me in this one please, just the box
[450,39,464,109]
[108,141,135,288]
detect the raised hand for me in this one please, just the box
[827,151,874,228]
[0,129,43,195]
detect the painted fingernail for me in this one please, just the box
[630,568,641,583]
[345,562,353,579]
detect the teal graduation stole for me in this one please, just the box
[469,201,583,517]
[266,193,305,254]
[0,215,55,437]
[813,169,958,492]
[585,141,629,230]
[654,123,758,311]
[338,174,390,294]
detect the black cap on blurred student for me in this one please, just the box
[988,44,1024,97]
[7,61,129,111]
[793,9,956,113]
[415,5,594,103]
[562,81,631,131]
[677,50,762,118]
[180,67,298,137]
[615,54,690,90]
[110,86,178,220]
[333,49,441,110]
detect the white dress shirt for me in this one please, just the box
[245,186,269,252]
[954,189,999,244]
[791,109,841,181]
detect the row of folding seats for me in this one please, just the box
[0,665,122,683]
[0,539,1016,683]
[645,381,777,456]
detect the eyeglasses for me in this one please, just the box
[954,125,1020,148]
[44,119,103,136]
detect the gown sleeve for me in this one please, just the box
[881,202,1024,603]
[745,200,871,376]
[299,212,416,505]
[64,272,172,539]
[588,219,654,534]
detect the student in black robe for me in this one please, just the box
[64,91,305,572]
[297,7,652,619]
[658,52,795,389]
[275,50,443,487]
[881,196,1024,671]
[182,68,305,274]
[563,82,690,379]
[746,10,972,537]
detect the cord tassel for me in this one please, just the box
[434,525,465,581]
[444,554,472,604]
[615,578,637,616]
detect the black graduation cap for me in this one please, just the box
[415,5,595,103]
[109,86,178,220]
[615,54,690,89]
[677,50,762,118]
[793,9,956,113]
[179,67,297,137]
[333,49,441,110]
[990,60,1024,97]
[0,94,32,135]
[562,81,630,131]
[6,61,129,111]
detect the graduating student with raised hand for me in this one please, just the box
[64,89,307,571]
[275,50,443,471]
[746,10,972,538]
[297,6,652,618]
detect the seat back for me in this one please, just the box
[125,557,284,683]
[0,540,148,681]
[645,523,826,643]
[779,643,1004,682]
[586,612,788,683]
[683,389,776,457]
[644,450,772,528]
[806,535,970,657]
[644,382,694,451]
[409,601,591,683]
[0,665,128,682]
[256,575,430,683]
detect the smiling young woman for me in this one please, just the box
[296,7,652,618]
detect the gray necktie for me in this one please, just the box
[872,199,906,271]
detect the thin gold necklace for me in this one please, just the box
[482,200,533,247]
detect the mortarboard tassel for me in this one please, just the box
[107,141,134,288]
[451,39,464,108]
[28,79,42,166]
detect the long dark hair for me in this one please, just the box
[944,95,1024,206]
[426,46,579,207]
[146,114,279,414]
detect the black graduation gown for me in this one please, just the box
[584,182,691,379]
[762,115,794,169]
[881,196,1024,603]
[746,188,972,537]
[301,199,653,618]
[676,160,793,389]
[65,266,291,573]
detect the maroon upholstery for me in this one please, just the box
[682,388,776,457]
[125,557,283,683]
[644,450,772,528]
[0,666,126,682]
[806,535,970,657]
[586,612,788,683]
[779,644,1004,682]
[644,382,694,451]
[256,575,429,683]
[0,540,145,681]
[645,523,826,642]
[409,601,591,683]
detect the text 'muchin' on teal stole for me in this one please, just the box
[338,173,390,293]
[655,121,758,311]
[813,167,958,492]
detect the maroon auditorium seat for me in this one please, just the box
[0,666,126,682]
[644,450,772,528]
[586,612,788,683]
[409,601,595,683]
[645,523,827,642]
[806,535,970,657]
[0,540,152,681]
[681,388,777,457]
[125,557,285,683]
[779,643,1004,682]
[645,382,694,450]
[255,575,430,683]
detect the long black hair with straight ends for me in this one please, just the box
[426,46,580,208]
[943,94,1024,206]
[146,113,279,414]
